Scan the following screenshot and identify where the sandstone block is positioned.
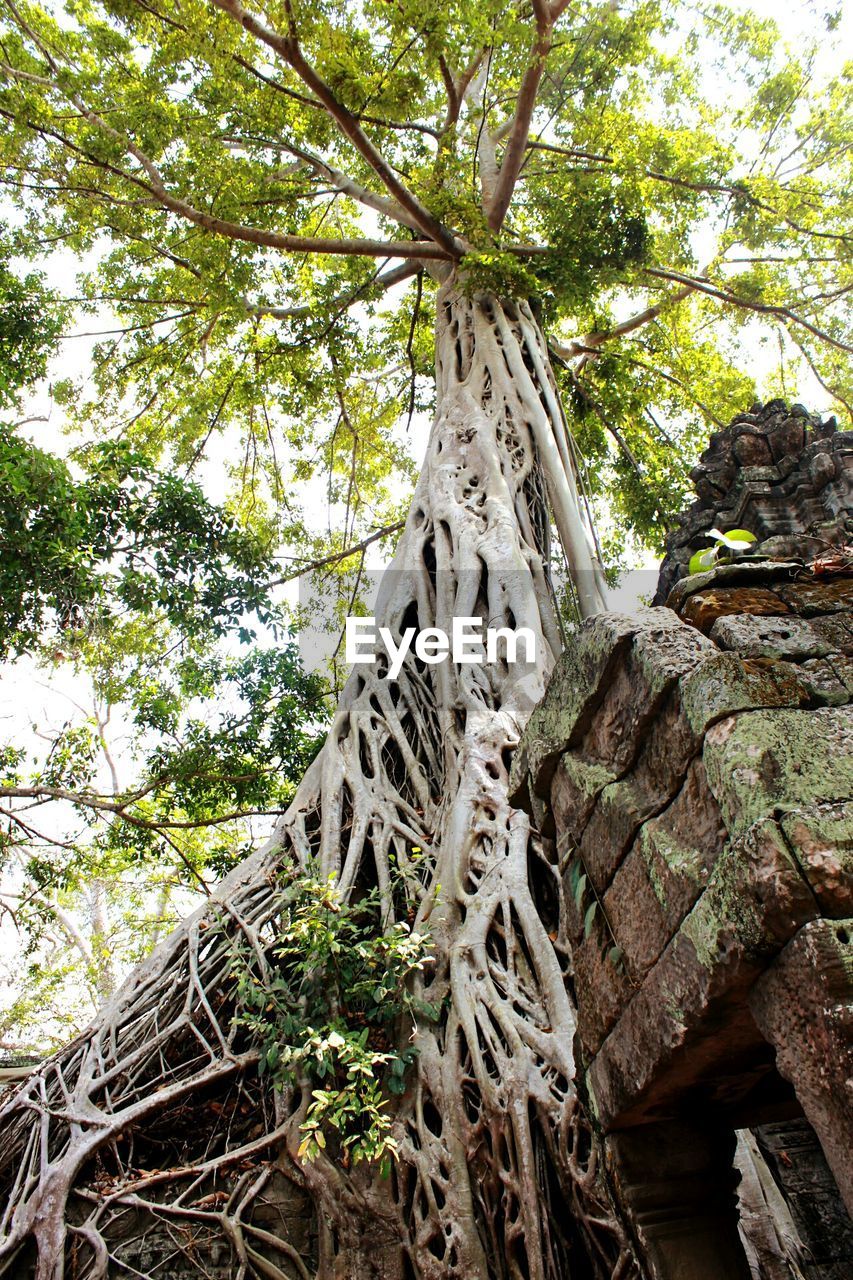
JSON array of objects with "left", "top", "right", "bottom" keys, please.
[
  {"left": 508, "top": 612, "right": 640, "bottom": 807},
  {"left": 681, "top": 586, "right": 788, "bottom": 634},
  {"left": 797, "top": 657, "right": 850, "bottom": 706},
  {"left": 767, "top": 416, "right": 806, "bottom": 462},
  {"left": 709, "top": 612, "right": 832, "bottom": 660},
  {"left": 811, "top": 611, "right": 853, "bottom": 657},
  {"left": 830, "top": 653, "right": 853, "bottom": 695},
  {"left": 665, "top": 561, "right": 804, "bottom": 616},
  {"left": 576, "top": 617, "right": 711, "bottom": 777},
  {"left": 680, "top": 652, "right": 810, "bottom": 737},
  {"left": 603, "top": 759, "right": 726, "bottom": 980},
  {"left": 749, "top": 919, "right": 853, "bottom": 1215},
  {"left": 579, "top": 691, "right": 701, "bottom": 892},
  {"left": 703, "top": 707, "right": 853, "bottom": 836},
  {"left": 601, "top": 841, "right": 671, "bottom": 980},
  {"left": 681, "top": 818, "right": 819, "bottom": 966},
  {"left": 630, "top": 609, "right": 717, "bottom": 689},
  {"left": 550, "top": 753, "right": 616, "bottom": 841},
  {"left": 588, "top": 820, "right": 817, "bottom": 1126},
  {"left": 732, "top": 431, "right": 772, "bottom": 466},
  {"left": 775, "top": 576, "right": 853, "bottom": 617},
  {"left": 780, "top": 801, "right": 853, "bottom": 916},
  {"left": 580, "top": 776, "right": 652, "bottom": 892},
  {"left": 571, "top": 906, "right": 635, "bottom": 1056}
]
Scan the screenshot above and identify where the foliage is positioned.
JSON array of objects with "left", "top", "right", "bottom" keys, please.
[
  {"left": 0, "top": 4, "right": 847, "bottom": 1272},
  {"left": 232, "top": 869, "right": 433, "bottom": 1169},
  {"left": 0, "top": 0, "right": 849, "bottom": 1056},
  {"left": 0, "top": 0, "right": 845, "bottom": 561},
  {"left": 0, "top": 256, "right": 330, "bottom": 1046},
  {"left": 460, "top": 251, "right": 539, "bottom": 301},
  {"left": 0, "top": 636, "right": 327, "bottom": 1047},
  {"left": 533, "top": 192, "right": 650, "bottom": 316},
  {"left": 0, "top": 430, "right": 281, "bottom": 659},
  {"left": 0, "top": 248, "right": 65, "bottom": 410},
  {"left": 687, "top": 527, "right": 758, "bottom": 574}
]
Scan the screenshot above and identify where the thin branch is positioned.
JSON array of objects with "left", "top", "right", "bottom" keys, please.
[
  {"left": 229, "top": 135, "right": 419, "bottom": 232},
  {"left": 265, "top": 520, "right": 405, "bottom": 588},
  {"left": 243, "top": 262, "right": 419, "bottom": 321},
  {"left": 644, "top": 266, "right": 853, "bottom": 355},
  {"left": 551, "top": 283, "right": 696, "bottom": 364},
  {"left": 404, "top": 270, "right": 423, "bottom": 433},
  {"left": 628, "top": 358, "right": 728, "bottom": 428},
  {"left": 0, "top": 786, "right": 286, "bottom": 831},
  {"left": 564, "top": 366, "right": 643, "bottom": 477},
  {"left": 231, "top": 51, "right": 439, "bottom": 137},
  {"left": 788, "top": 334, "right": 853, "bottom": 421}
]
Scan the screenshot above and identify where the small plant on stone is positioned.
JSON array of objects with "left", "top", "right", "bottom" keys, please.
[
  {"left": 231, "top": 866, "right": 435, "bottom": 1171},
  {"left": 688, "top": 527, "right": 758, "bottom": 575}
]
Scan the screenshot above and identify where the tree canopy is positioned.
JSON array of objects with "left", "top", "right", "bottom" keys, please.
[
  {"left": 0, "top": 0, "right": 850, "bottom": 1054},
  {"left": 0, "top": 0, "right": 848, "bottom": 567},
  {"left": 0, "top": 247, "right": 327, "bottom": 1048}
]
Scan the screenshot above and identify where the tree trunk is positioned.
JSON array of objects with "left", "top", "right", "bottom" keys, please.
[{"left": 0, "top": 287, "right": 636, "bottom": 1280}]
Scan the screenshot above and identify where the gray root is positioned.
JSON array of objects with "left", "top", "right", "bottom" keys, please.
[{"left": 0, "top": 288, "right": 633, "bottom": 1280}]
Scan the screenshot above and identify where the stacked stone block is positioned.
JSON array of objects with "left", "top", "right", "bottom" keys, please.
[{"left": 509, "top": 564, "right": 852, "bottom": 1227}]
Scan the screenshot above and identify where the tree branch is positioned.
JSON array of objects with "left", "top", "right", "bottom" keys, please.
[
  {"left": 231, "top": 51, "right": 439, "bottom": 138},
  {"left": 207, "top": 0, "right": 460, "bottom": 256},
  {"left": 564, "top": 366, "right": 643, "bottom": 477},
  {"left": 523, "top": 140, "right": 853, "bottom": 246},
  {"left": 243, "top": 262, "right": 419, "bottom": 321},
  {"left": 438, "top": 51, "right": 486, "bottom": 132},
  {"left": 0, "top": 786, "right": 287, "bottom": 831},
  {"left": 787, "top": 333, "right": 853, "bottom": 421},
  {"left": 266, "top": 520, "right": 405, "bottom": 587},
  {"left": 486, "top": 7, "right": 556, "bottom": 230},
  {"left": 0, "top": 66, "right": 451, "bottom": 262},
  {"left": 228, "top": 135, "right": 420, "bottom": 232},
  {"left": 644, "top": 266, "right": 853, "bottom": 355},
  {"left": 550, "top": 283, "right": 696, "bottom": 364}
]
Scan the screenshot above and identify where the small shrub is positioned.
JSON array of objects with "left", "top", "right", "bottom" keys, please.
[{"left": 232, "top": 869, "right": 435, "bottom": 1170}]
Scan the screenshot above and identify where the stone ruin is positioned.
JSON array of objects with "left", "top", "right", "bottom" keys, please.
[
  {"left": 511, "top": 400, "right": 852, "bottom": 1279},
  {"left": 655, "top": 398, "right": 852, "bottom": 603}
]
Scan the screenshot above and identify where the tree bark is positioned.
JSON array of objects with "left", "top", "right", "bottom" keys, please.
[{"left": 0, "top": 287, "right": 634, "bottom": 1280}]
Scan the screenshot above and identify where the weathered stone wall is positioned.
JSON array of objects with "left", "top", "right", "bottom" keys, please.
[
  {"left": 509, "top": 557, "right": 852, "bottom": 1277},
  {"left": 655, "top": 400, "right": 852, "bottom": 603}
]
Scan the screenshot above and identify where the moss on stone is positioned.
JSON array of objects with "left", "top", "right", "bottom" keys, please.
[{"left": 703, "top": 707, "right": 853, "bottom": 835}]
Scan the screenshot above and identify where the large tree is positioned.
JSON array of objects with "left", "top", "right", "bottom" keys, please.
[{"left": 0, "top": 0, "right": 850, "bottom": 1277}]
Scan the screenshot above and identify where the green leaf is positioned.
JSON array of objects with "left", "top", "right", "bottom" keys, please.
[
  {"left": 583, "top": 902, "right": 598, "bottom": 939},
  {"left": 708, "top": 527, "right": 758, "bottom": 552},
  {"left": 688, "top": 547, "right": 718, "bottom": 575}
]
